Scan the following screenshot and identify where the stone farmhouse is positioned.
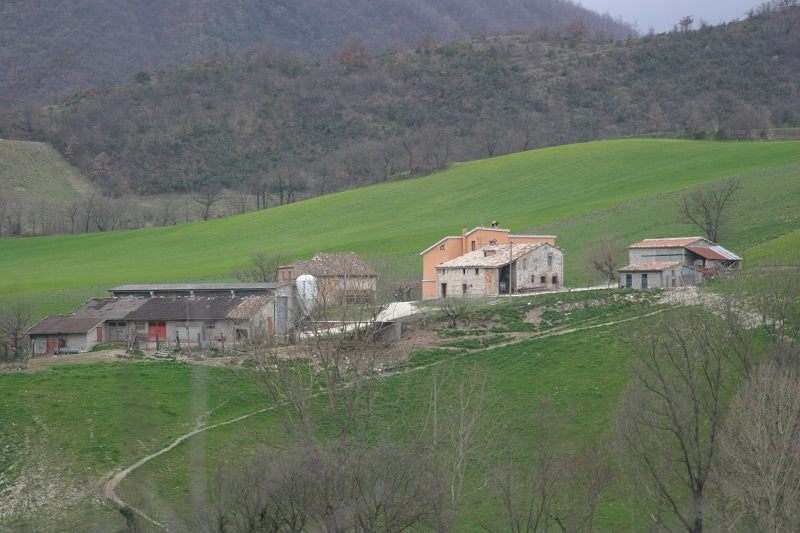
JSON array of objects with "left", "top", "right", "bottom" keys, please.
[
  {"left": 420, "top": 226, "right": 562, "bottom": 299},
  {"left": 28, "top": 282, "right": 298, "bottom": 355},
  {"left": 278, "top": 253, "right": 377, "bottom": 305},
  {"left": 619, "top": 237, "right": 742, "bottom": 289}
]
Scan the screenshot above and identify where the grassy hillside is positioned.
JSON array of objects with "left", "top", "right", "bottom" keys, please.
[
  {"left": 0, "top": 139, "right": 90, "bottom": 202},
  {"left": 0, "top": 290, "right": 660, "bottom": 531},
  {"left": 1, "top": 138, "right": 799, "bottom": 315}
]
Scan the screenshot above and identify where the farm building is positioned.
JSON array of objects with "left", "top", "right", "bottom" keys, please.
[
  {"left": 28, "top": 316, "right": 105, "bottom": 355},
  {"left": 71, "top": 297, "right": 147, "bottom": 342},
  {"left": 123, "top": 296, "right": 277, "bottom": 350},
  {"left": 435, "top": 242, "right": 564, "bottom": 298},
  {"left": 278, "top": 253, "right": 377, "bottom": 305},
  {"left": 620, "top": 237, "right": 742, "bottom": 289},
  {"left": 27, "top": 282, "right": 301, "bottom": 355},
  {"left": 420, "top": 226, "right": 557, "bottom": 299}
]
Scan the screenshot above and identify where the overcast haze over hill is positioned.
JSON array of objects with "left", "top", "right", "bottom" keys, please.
[{"left": 578, "top": 0, "right": 764, "bottom": 32}]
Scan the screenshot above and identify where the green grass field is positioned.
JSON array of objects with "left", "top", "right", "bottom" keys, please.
[
  {"left": 0, "top": 291, "right": 663, "bottom": 531},
  {"left": 2, "top": 139, "right": 799, "bottom": 316},
  {"left": 114, "top": 299, "right": 662, "bottom": 531},
  {"left": 0, "top": 361, "right": 264, "bottom": 531},
  {"left": 0, "top": 139, "right": 91, "bottom": 203}
]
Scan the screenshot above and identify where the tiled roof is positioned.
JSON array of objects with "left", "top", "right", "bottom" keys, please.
[
  {"left": 619, "top": 261, "right": 683, "bottom": 272},
  {"left": 73, "top": 297, "right": 146, "bottom": 320},
  {"left": 226, "top": 297, "right": 273, "bottom": 320},
  {"left": 28, "top": 315, "right": 104, "bottom": 335},
  {"left": 629, "top": 237, "right": 706, "bottom": 249},
  {"left": 292, "top": 253, "right": 376, "bottom": 277},
  {"left": 437, "top": 243, "right": 549, "bottom": 269},
  {"left": 124, "top": 298, "right": 246, "bottom": 321}
]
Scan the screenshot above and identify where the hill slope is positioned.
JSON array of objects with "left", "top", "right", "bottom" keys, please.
[
  {"left": 0, "top": 0, "right": 631, "bottom": 103},
  {"left": 1, "top": 139, "right": 799, "bottom": 315},
  {"left": 0, "top": 140, "right": 94, "bottom": 235},
  {"left": 19, "top": 6, "right": 800, "bottom": 196}
]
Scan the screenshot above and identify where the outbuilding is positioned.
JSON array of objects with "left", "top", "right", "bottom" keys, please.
[
  {"left": 28, "top": 316, "right": 105, "bottom": 355},
  {"left": 123, "top": 296, "right": 277, "bottom": 350},
  {"left": 620, "top": 237, "right": 742, "bottom": 289}
]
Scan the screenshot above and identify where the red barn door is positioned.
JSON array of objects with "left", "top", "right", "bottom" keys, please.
[{"left": 148, "top": 322, "right": 167, "bottom": 341}]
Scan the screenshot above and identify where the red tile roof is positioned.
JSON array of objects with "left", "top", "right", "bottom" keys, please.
[{"left": 686, "top": 246, "right": 727, "bottom": 261}]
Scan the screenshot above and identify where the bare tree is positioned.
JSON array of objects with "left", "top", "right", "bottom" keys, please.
[
  {"left": 0, "top": 301, "right": 32, "bottom": 362},
  {"left": 192, "top": 184, "right": 225, "bottom": 221},
  {"left": 440, "top": 298, "right": 472, "bottom": 329},
  {"left": 438, "top": 366, "right": 488, "bottom": 513},
  {"left": 726, "top": 269, "right": 800, "bottom": 362},
  {"left": 679, "top": 178, "right": 741, "bottom": 242},
  {"left": 678, "top": 15, "right": 695, "bottom": 32},
  {"left": 233, "top": 252, "right": 284, "bottom": 283},
  {"left": 717, "top": 362, "right": 800, "bottom": 533},
  {"left": 616, "top": 308, "right": 733, "bottom": 533},
  {"left": 586, "top": 238, "right": 623, "bottom": 286},
  {"left": 202, "top": 441, "right": 447, "bottom": 533}
]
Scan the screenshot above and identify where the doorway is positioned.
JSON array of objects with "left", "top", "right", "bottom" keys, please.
[{"left": 440, "top": 283, "right": 448, "bottom": 298}]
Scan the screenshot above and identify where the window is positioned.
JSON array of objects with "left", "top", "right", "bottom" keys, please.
[
  {"left": 471, "top": 241, "right": 476, "bottom": 251},
  {"left": 489, "top": 239, "right": 498, "bottom": 245},
  {"left": 625, "top": 274, "right": 633, "bottom": 288},
  {"left": 475, "top": 268, "right": 479, "bottom": 275},
  {"left": 552, "top": 275, "right": 558, "bottom": 286},
  {"left": 540, "top": 275, "right": 547, "bottom": 284},
  {"left": 462, "top": 268, "right": 466, "bottom": 276},
  {"left": 206, "top": 321, "right": 216, "bottom": 329},
  {"left": 641, "top": 273, "right": 649, "bottom": 289},
  {"left": 547, "top": 254, "right": 553, "bottom": 267},
  {"left": 462, "top": 284, "right": 468, "bottom": 295},
  {"left": 439, "top": 244, "right": 446, "bottom": 251}
]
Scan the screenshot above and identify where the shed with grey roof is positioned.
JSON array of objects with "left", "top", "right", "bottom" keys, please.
[
  {"left": 28, "top": 315, "right": 105, "bottom": 355},
  {"left": 124, "top": 296, "right": 278, "bottom": 351}
]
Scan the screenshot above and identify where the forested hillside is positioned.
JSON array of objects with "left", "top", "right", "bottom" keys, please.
[
  {"left": 0, "top": 0, "right": 631, "bottom": 103},
  {"left": 13, "top": 5, "right": 800, "bottom": 199}
]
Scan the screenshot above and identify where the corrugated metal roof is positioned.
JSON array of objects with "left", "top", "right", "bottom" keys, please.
[
  {"left": 708, "top": 245, "right": 742, "bottom": 261},
  {"left": 629, "top": 237, "right": 707, "bottom": 249},
  {"left": 437, "top": 243, "right": 549, "bottom": 269},
  {"left": 28, "top": 315, "right": 104, "bottom": 335},
  {"left": 111, "top": 283, "right": 279, "bottom": 292},
  {"left": 619, "top": 261, "right": 683, "bottom": 272}
]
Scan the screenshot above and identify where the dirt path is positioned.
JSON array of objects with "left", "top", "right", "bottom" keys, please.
[{"left": 101, "top": 307, "right": 668, "bottom": 530}]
